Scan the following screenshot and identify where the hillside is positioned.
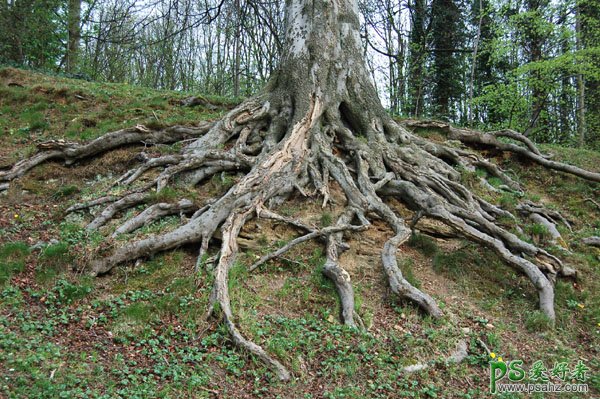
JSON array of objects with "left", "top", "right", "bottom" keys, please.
[{"left": 0, "top": 68, "right": 599, "bottom": 398}]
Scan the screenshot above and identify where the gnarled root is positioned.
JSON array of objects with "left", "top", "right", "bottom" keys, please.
[
  {"left": 7, "top": 82, "right": 596, "bottom": 376},
  {"left": 0, "top": 123, "right": 213, "bottom": 191},
  {"left": 208, "top": 211, "right": 291, "bottom": 381},
  {"left": 382, "top": 232, "right": 443, "bottom": 318},
  {"left": 400, "top": 119, "right": 600, "bottom": 183}
]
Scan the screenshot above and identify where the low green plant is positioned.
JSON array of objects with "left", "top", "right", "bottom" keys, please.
[
  {"left": 407, "top": 233, "right": 438, "bottom": 257},
  {"left": 400, "top": 258, "right": 421, "bottom": 288},
  {"left": 524, "top": 311, "right": 553, "bottom": 332},
  {"left": 0, "top": 242, "right": 29, "bottom": 285},
  {"left": 433, "top": 250, "right": 467, "bottom": 277},
  {"left": 48, "top": 278, "right": 93, "bottom": 305},
  {"left": 527, "top": 223, "right": 550, "bottom": 240},
  {"left": 320, "top": 212, "right": 333, "bottom": 227}
]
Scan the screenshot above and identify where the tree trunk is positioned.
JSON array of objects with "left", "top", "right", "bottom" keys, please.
[
  {"left": 408, "top": 0, "right": 427, "bottom": 117},
  {"left": 261, "top": 0, "right": 389, "bottom": 128},
  {"left": 576, "top": 7, "right": 586, "bottom": 147},
  {"left": 66, "top": 0, "right": 81, "bottom": 73}
]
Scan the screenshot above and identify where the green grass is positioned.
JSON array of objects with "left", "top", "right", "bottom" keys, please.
[
  {"left": 400, "top": 258, "right": 422, "bottom": 288},
  {"left": 0, "top": 242, "right": 29, "bottom": 285},
  {"left": 524, "top": 311, "right": 553, "bottom": 332},
  {"left": 407, "top": 233, "right": 439, "bottom": 257},
  {"left": 0, "top": 67, "right": 236, "bottom": 145}
]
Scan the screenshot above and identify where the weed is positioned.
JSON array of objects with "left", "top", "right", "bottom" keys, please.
[
  {"left": 499, "top": 192, "right": 518, "bottom": 209},
  {"left": 218, "top": 172, "right": 235, "bottom": 188},
  {"left": 52, "top": 184, "right": 80, "bottom": 198},
  {"left": 527, "top": 223, "right": 550, "bottom": 240},
  {"left": 524, "top": 311, "right": 553, "bottom": 332},
  {"left": 0, "top": 242, "right": 29, "bottom": 285},
  {"left": 407, "top": 233, "right": 438, "bottom": 257},
  {"left": 400, "top": 258, "right": 421, "bottom": 288},
  {"left": 122, "top": 302, "right": 157, "bottom": 323},
  {"left": 148, "top": 186, "right": 182, "bottom": 203},
  {"left": 320, "top": 212, "right": 333, "bottom": 227},
  {"left": 433, "top": 249, "right": 468, "bottom": 277},
  {"left": 21, "top": 109, "right": 49, "bottom": 131},
  {"left": 36, "top": 241, "right": 73, "bottom": 283},
  {"left": 46, "top": 278, "right": 93, "bottom": 306}
]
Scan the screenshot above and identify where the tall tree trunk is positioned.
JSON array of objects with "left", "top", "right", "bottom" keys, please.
[
  {"left": 408, "top": 0, "right": 427, "bottom": 117},
  {"left": 578, "top": 0, "right": 599, "bottom": 147},
  {"left": 431, "top": 0, "right": 462, "bottom": 120},
  {"left": 468, "top": 0, "right": 484, "bottom": 126},
  {"left": 524, "top": 0, "right": 549, "bottom": 135},
  {"left": 233, "top": 0, "right": 242, "bottom": 97},
  {"left": 576, "top": 3, "right": 585, "bottom": 147},
  {"left": 66, "top": 0, "right": 81, "bottom": 73}
]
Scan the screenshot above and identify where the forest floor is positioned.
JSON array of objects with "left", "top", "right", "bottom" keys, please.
[{"left": 0, "top": 68, "right": 599, "bottom": 398}]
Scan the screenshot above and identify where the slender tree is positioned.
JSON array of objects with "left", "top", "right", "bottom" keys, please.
[
  {"left": 66, "top": 0, "right": 82, "bottom": 73},
  {"left": 430, "top": 0, "right": 463, "bottom": 119},
  {"left": 407, "top": 0, "right": 428, "bottom": 117},
  {"left": 578, "top": 0, "right": 600, "bottom": 147}
]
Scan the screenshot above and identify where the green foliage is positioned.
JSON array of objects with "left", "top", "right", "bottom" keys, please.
[
  {"left": 148, "top": 187, "right": 184, "bottom": 203},
  {"left": 0, "top": 242, "right": 29, "bottom": 285},
  {"left": 527, "top": 223, "right": 550, "bottom": 240},
  {"left": 320, "top": 211, "right": 333, "bottom": 227},
  {"left": 407, "top": 233, "right": 439, "bottom": 257},
  {"left": 0, "top": 0, "right": 66, "bottom": 69},
  {"left": 48, "top": 278, "right": 93, "bottom": 306},
  {"left": 433, "top": 251, "right": 466, "bottom": 277},
  {"left": 525, "top": 311, "right": 553, "bottom": 332},
  {"left": 400, "top": 258, "right": 422, "bottom": 289}
]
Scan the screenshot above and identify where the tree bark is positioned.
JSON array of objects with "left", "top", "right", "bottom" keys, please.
[{"left": 66, "top": 0, "right": 82, "bottom": 73}]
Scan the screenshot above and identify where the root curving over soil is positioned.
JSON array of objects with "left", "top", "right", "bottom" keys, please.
[{"left": 1, "top": 0, "right": 595, "bottom": 380}]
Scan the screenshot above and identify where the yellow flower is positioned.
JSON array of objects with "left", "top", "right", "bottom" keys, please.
[
  {"left": 490, "top": 352, "right": 496, "bottom": 359},
  {"left": 577, "top": 303, "right": 585, "bottom": 309},
  {"left": 498, "top": 357, "right": 503, "bottom": 362},
  {"left": 14, "top": 214, "right": 19, "bottom": 219}
]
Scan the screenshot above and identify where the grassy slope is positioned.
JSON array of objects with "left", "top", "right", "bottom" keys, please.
[{"left": 0, "top": 68, "right": 598, "bottom": 398}]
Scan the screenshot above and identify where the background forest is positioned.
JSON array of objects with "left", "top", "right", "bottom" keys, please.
[
  {"left": 1, "top": 1, "right": 600, "bottom": 398},
  {"left": 1, "top": 0, "right": 599, "bottom": 148}
]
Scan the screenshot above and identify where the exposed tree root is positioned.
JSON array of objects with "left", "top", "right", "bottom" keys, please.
[
  {"left": 401, "top": 119, "right": 600, "bottom": 183},
  {"left": 0, "top": 123, "right": 213, "bottom": 191},
  {"left": 248, "top": 223, "right": 366, "bottom": 272},
  {"left": 382, "top": 232, "right": 443, "bottom": 318},
  {"left": 582, "top": 237, "right": 600, "bottom": 247},
  {"left": 4, "top": 8, "right": 598, "bottom": 377},
  {"left": 112, "top": 199, "right": 197, "bottom": 237},
  {"left": 208, "top": 210, "right": 291, "bottom": 381},
  {"left": 401, "top": 340, "right": 469, "bottom": 374},
  {"left": 5, "top": 87, "right": 593, "bottom": 375},
  {"left": 4, "top": 88, "right": 595, "bottom": 375},
  {"left": 517, "top": 201, "right": 572, "bottom": 247}
]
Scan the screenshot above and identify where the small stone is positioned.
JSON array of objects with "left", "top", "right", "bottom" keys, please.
[
  {"left": 461, "top": 327, "right": 471, "bottom": 334},
  {"left": 485, "top": 323, "right": 495, "bottom": 330},
  {"left": 30, "top": 241, "right": 47, "bottom": 251}
]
